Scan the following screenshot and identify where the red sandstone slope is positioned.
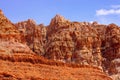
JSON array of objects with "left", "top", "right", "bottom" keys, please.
[
  {"left": 0, "top": 10, "right": 33, "bottom": 55},
  {"left": 15, "top": 14, "right": 120, "bottom": 80},
  {"left": 15, "top": 19, "right": 46, "bottom": 55},
  {"left": 0, "top": 9, "right": 119, "bottom": 80},
  {"left": 0, "top": 53, "right": 112, "bottom": 80}
]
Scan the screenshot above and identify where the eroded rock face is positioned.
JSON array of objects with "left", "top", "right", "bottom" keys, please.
[
  {"left": 15, "top": 19, "right": 46, "bottom": 55},
  {"left": 101, "top": 24, "right": 120, "bottom": 79},
  {"left": 45, "top": 15, "right": 103, "bottom": 68},
  {"left": 92, "top": 23, "right": 120, "bottom": 80},
  {"left": 0, "top": 10, "right": 33, "bottom": 54},
  {"left": 13, "top": 14, "right": 120, "bottom": 80}
]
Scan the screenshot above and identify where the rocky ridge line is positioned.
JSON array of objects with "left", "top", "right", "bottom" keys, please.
[
  {"left": 0, "top": 9, "right": 119, "bottom": 80},
  {"left": 15, "top": 15, "right": 120, "bottom": 80}
]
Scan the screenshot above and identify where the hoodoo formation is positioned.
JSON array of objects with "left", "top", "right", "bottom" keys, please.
[{"left": 0, "top": 9, "right": 120, "bottom": 80}]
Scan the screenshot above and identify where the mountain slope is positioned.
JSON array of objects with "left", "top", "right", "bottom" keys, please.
[{"left": 0, "top": 9, "right": 119, "bottom": 80}]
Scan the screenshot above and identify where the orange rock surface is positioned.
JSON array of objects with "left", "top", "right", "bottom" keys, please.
[
  {"left": 0, "top": 9, "right": 120, "bottom": 80},
  {"left": 15, "top": 19, "right": 46, "bottom": 55},
  {"left": 0, "top": 53, "right": 112, "bottom": 80},
  {"left": 0, "top": 9, "right": 33, "bottom": 55}
]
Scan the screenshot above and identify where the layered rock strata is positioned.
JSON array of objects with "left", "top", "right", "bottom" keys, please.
[
  {"left": 15, "top": 20, "right": 46, "bottom": 55},
  {"left": 0, "top": 9, "right": 119, "bottom": 79},
  {"left": 15, "top": 14, "right": 120, "bottom": 80},
  {"left": 0, "top": 10, "right": 33, "bottom": 54}
]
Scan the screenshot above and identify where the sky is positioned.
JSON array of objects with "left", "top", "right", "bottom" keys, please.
[{"left": 0, "top": 0, "right": 120, "bottom": 26}]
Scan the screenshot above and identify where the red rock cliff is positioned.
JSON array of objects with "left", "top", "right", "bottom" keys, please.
[
  {"left": 15, "top": 19, "right": 46, "bottom": 55},
  {"left": 14, "top": 14, "right": 120, "bottom": 80},
  {"left": 45, "top": 15, "right": 102, "bottom": 68},
  {"left": 0, "top": 10, "right": 33, "bottom": 54}
]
